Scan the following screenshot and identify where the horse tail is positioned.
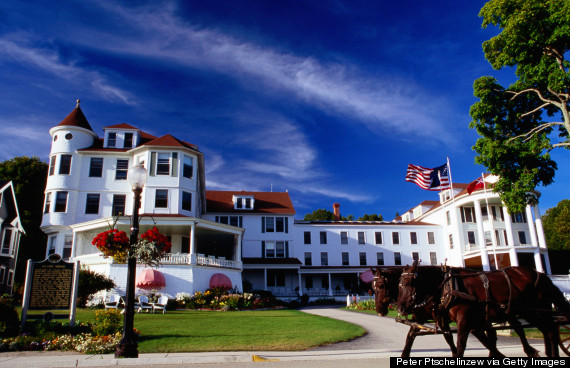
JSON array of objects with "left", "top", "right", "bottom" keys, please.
[{"left": 537, "top": 272, "right": 570, "bottom": 315}]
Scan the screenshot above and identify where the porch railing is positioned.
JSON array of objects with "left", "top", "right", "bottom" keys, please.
[{"left": 76, "top": 252, "right": 241, "bottom": 269}]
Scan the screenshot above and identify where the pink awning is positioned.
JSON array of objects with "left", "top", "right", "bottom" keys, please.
[
  {"left": 136, "top": 269, "right": 166, "bottom": 290},
  {"left": 209, "top": 273, "right": 232, "bottom": 289},
  {"left": 360, "top": 270, "right": 374, "bottom": 283}
]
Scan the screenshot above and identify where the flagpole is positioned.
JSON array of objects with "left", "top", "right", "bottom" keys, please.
[
  {"left": 447, "top": 157, "right": 455, "bottom": 202},
  {"left": 482, "top": 172, "right": 499, "bottom": 270}
]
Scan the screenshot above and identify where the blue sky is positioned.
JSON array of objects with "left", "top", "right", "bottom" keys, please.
[{"left": 0, "top": 0, "right": 567, "bottom": 219}]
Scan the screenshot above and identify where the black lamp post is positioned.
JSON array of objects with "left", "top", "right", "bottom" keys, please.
[{"left": 115, "top": 163, "right": 147, "bottom": 358}]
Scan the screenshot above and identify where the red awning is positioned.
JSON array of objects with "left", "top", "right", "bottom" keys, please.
[
  {"left": 209, "top": 273, "right": 232, "bottom": 289},
  {"left": 136, "top": 269, "right": 166, "bottom": 290},
  {"left": 360, "top": 270, "right": 374, "bottom": 283}
]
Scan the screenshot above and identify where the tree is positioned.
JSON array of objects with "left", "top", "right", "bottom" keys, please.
[
  {"left": 78, "top": 269, "right": 116, "bottom": 307},
  {"left": 469, "top": 0, "right": 570, "bottom": 213},
  {"left": 0, "top": 156, "right": 48, "bottom": 284},
  {"left": 357, "top": 213, "right": 383, "bottom": 221},
  {"left": 303, "top": 209, "right": 335, "bottom": 221},
  {"left": 542, "top": 199, "right": 570, "bottom": 251}
]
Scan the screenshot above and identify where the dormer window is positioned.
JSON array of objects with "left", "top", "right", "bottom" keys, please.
[
  {"left": 124, "top": 133, "right": 133, "bottom": 148},
  {"left": 233, "top": 195, "right": 254, "bottom": 210},
  {"left": 107, "top": 132, "right": 117, "bottom": 148}
]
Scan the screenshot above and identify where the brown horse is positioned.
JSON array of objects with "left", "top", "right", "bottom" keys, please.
[{"left": 397, "top": 262, "right": 569, "bottom": 357}]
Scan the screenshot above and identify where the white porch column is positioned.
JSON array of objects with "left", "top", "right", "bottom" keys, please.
[
  {"left": 236, "top": 234, "right": 242, "bottom": 261},
  {"left": 542, "top": 251, "right": 552, "bottom": 274},
  {"left": 188, "top": 222, "right": 196, "bottom": 264},
  {"left": 534, "top": 250, "right": 545, "bottom": 273},
  {"left": 509, "top": 248, "right": 519, "bottom": 267},
  {"left": 71, "top": 232, "right": 79, "bottom": 258},
  {"left": 264, "top": 268, "right": 268, "bottom": 291},
  {"left": 533, "top": 206, "right": 547, "bottom": 249},
  {"left": 298, "top": 273, "right": 303, "bottom": 296},
  {"left": 474, "top": 201, "right": 490, "bottom": 271},
  {"left": 503, "top": 207, "right": 515, "bottom": 247},
  {"left": 328, "top": 273, "right": 332, "bottom": 296},
  {"left": 525, "top": 205, "right": 538, "bottom": 247}
]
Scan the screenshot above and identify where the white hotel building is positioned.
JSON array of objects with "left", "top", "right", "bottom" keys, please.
[{"left": 40, "top": 103, "right": 551, "bottom": 299}]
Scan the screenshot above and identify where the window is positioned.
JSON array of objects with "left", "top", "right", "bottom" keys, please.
[
  {"left": 181, "top": 237, "right": 190, "bottom": 253},
  {"left": 305, "top": 276, "right": 313, "bottom": 289},
  {"left": 485, "top": 231, "right": 492, "bottom": 246},
  {"left": 495, "top": 230, "right": 502, "bottom": 246},
  {"left": 44, "top": 193, "right": 51, "bottom": 213},
  {"left": 320, "top": 231, "right": 327, "bottom": 244},
  {"left": 518, "top": 231, "right": 527, "bottom": 244},
  {"left": 410, "top": 232, "right": 418, "bottom": 245},
  {"left": 392, "top": 232, "right": 400, "bottom": 245},
  {"left": 107, "top": 132, "right": 116, "bottom": 147},
  {"left": 1, "top": 229, "right": 12, "bottom": 254},
  {"left": 124, "top": 132, "right": 133, "bottom": 148},
  {"left": 481, "top": 206, "right": 489, "bottom": 221},
  {"left": 262, "top": 217, "right": 288, "bottom": 233},
  {"left": 112, "top": 194, "right": 126, "bottom": 216},
  {"left": 394, "top": 252, "right": 402, "bottom": 266},
  {"left": 449, "top": 234, "right": 454, "bottom": 249},
  {"left": 430, "top": 252, "right": 437, "bottom": 265},
  {"left": 115, "top": 159, "right": 129, "bottom": 180},
  {"left": 182, "top": 191, "right": 192, "bottom": 211},
  {"left": 377, "top": 252, "right": 384, "bottom": 266},
  {"left": 358, "top": 232, "right": 365, "bottom": 244},
  {"left": 304, "top": 252, "right": 312, "bottom": 266},
  {"left": 267, "top": 270, "right": 285, "bottom": 287},
  {"left": 49, "top": 156, "right": 56, "bottom": 176},
  {"left": 54, "top": 191, "right": 68, "bottom": 212},
  {"left": 321, "top": 252, "right": 328, "bottom": 266},
  {"left": 183, "top": 155, "right": 193, "bottom": 179},
  {"left": 446, "top": 211, "right": 451, "bottom": 225},
  {"left": 340, "top": 231, "right": 348, "bottom": 244},
  {"left": 156, "top": 153, "right": 170, "bottom": 175},
  {"left": 504, "top": 230, "right": 509, "bottom": 246},
  {"left": 234, "top": 196, "right": 254, "bottom": 210},
  {"left": 7, "top": 270, "right": 13, "bottom": 286},
  {"left": 0, "top": 268, "right": 4, "bottom": 284},
  {"left": 467, "top": 231, "right": 476, "bottom": 245},
  {"left": 461, "top": 207, "right": 476, "bottom": 223},
  {"left": 215, "top": 216, "right": 243, "bottom": 227},
  {"left": 59, "top": 154, "right": 72, "bottom": 175},
  {"left": 342, "top": 252, "right": 349, "bottom": 266},
  {"left": 412, "top": 252, "right": 419, "bottom": 262},
  {"left": 89, "top": 157, "right": 103, "bottom": 177},
  {"left": 85, "top": 194, "right": 100, "bottom": 214},
  {"left": 304, "top": 231, "right": 311, "bottom": 244},
  {"left": 266, "top": 241, "right": 276, "bottom": 257},
  {"left": 359, "top": 252, "right": 367, "bottom": 266},
  {"left": 375, "top": 232, "right": 383, "bottom": 245},
  {"left": 155, "top": 189, "right": 168, "bottom": 208},
  {"left": 265, "top": 241, "right": 285, "bottom": 258},
  {"left": 63, "top": 235, "right": 72, "bottom": 259},
  {"left": 428, "top": 232, "right": 435, "bottom": 244},
  {"left": 276, "top": 241, "right": 285, "bottom": 257},
  {"left": 512, "top": 213, "right": 527, "bottom": 223}
]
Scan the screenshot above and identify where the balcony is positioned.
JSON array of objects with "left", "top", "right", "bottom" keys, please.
[{"left": 76, "top": 252, "right": 242, "bottom": 270}]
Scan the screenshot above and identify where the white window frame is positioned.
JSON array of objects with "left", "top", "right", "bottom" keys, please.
[{"left": 1, "top": 229, "right": 12, "bottom": 255}]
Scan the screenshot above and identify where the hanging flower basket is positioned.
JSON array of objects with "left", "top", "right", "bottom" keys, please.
[
  {"left": 92, "top": 225, "right": 171, "bottom": 268},
  {"left": 92, "top": 229, "right": 130, "bottom": 263}
]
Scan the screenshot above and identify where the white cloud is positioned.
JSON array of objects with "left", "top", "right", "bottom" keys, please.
[
  {"left": 0, "top": 37, "right": 135, "bottom": 105},
  {"left": 63, "top": 1, "right": 454, "bottom": 143}
]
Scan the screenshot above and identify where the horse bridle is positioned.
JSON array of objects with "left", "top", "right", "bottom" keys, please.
[
  {"left": 373, "top": 275, "right": 390, "bottom": 305},
  {"left": 399, "top": 270, "right": 434, "bottom": 312}
]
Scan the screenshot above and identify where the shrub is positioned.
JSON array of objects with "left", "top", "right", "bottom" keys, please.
[
  {"left": 78, "top": 269, "right": 116, "bottom": 307},
  {"left": 0, "top": 302, "right": 19, "bottom": 337},
  {"left": 347, "top": 299, "right": 375, "bottom": 311},
  {"left": 92, "top": 310, "right": 122, "bottom": 336}
]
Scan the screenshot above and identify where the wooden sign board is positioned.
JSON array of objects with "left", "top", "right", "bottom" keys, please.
[{"left": 21, "top": 254, "right": 80, "bottom": 326}]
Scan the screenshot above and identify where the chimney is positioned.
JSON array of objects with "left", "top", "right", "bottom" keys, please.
[{"left": 333, "top": 203, "right": 340, "bottom": 221}]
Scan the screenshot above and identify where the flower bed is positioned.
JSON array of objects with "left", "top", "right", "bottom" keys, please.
[{"left": 175, "top": 288, "right": 283, "bottom": 311}]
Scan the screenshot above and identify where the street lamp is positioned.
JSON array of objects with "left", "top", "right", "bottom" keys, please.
[{"left": 115, "top": 162, "right": 147, "bottom": 358}]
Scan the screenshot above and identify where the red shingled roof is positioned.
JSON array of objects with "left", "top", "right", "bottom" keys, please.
[
  {"left": 206, "top": 191, "right": 295, "bottom": 214},
  {"left": 103, "top": 123, "right": 139, "bottom": 130},
  {"left": 142, "top": 134, "right": 198, "bottom": 150},
  {"left": 57, "top": 105, "right": 93, "bottom": 132}
]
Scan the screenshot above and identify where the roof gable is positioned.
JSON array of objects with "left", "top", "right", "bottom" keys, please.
[
  {"left": 142, "top": 134, "right": 198, "bottom": 150},
  {"left": 206, "top": 191, "right": 295, "bottom": 214}
]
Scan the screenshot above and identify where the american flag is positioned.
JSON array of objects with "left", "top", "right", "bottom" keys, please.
[{"left": 405, "top": 163, "right": 450, "bottom": 191}]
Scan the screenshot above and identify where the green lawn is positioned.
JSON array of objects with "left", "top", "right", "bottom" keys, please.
[{"left": 64, "top": 309, "right": 366, "bottom": 352}]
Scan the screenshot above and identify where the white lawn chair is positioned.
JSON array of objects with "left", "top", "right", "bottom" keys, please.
[
  {"left": 137, "top": 295, "right": 153, "bottom": 313},
  {"left": 152, "top": 296, "right": 169, "bottom": 314},
  {"left": 105, "top": 295, "right": 122, "bottom": 310}
]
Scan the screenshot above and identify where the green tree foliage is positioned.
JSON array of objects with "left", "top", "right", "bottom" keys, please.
[
  {"left": 469, "top": 0, "right": 570, "bottom": 213},
  {"left": 303, "top": 209, "right": 335, "bottom": 221},
  {"left": 543, "top": 199, "right": 570, "bottom": 251},
  {"left": 0, "top": 156, "right": 48, "bottom": 283},
  {"left": 357, "top": 213, "right": 383, "bottom": 221},
  {"left": 78, "top": 269, "right": 116, "bottom": 307}
]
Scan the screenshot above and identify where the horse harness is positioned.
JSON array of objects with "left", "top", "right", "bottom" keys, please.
[{"left": 439, "top": 269, "right": 514, "bottom": 319}]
